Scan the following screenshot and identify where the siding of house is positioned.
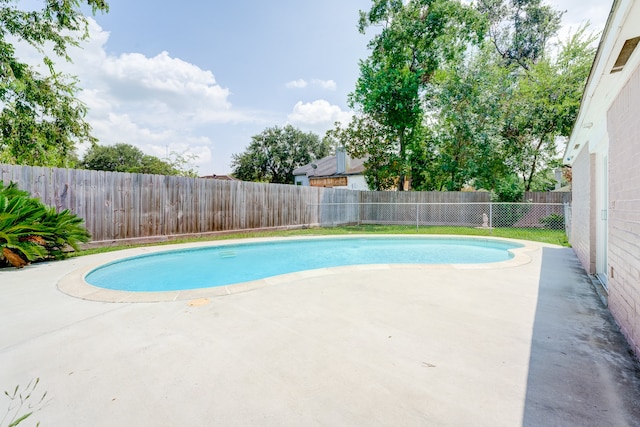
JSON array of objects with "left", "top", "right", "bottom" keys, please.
[
  {"left": 343, "top": 175, "right": 368, "bottom": 191},
  {"left": 571, "top": 148, "right": 595, "bottom": 274},
  {"left": 606, "top": 63, "right": 640, "bottom": 357}
]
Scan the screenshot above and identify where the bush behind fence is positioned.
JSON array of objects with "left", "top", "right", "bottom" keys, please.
[{"left": 1, "top": 164, "right": 571, "bottom": 244}]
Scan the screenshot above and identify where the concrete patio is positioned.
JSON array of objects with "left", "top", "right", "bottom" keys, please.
[{"left": 1, "top": 238, "right": 639, "bottom": 426}]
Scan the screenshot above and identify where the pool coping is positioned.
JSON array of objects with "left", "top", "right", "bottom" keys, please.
[{"left": 57, "top": 235, "right": 541, "bottom": 303}]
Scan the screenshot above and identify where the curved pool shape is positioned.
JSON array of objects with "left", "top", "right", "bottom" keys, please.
[{"left": 85, "top": 237, "right": 523, "bottom": 292}]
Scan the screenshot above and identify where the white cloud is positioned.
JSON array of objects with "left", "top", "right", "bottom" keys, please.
[
  {"left": 312, "top": 79, "right": 337, "bottom": 90},
  {"left": 101, "top": 51, "right": 231, "bottom": 110},
  {"left": 12, "top": 18, "right": 263, "bottom": 173},
  {"left": 288, "top": 100, "right": 353, "bottom": 134},
  {"left": 285, "top": 79, "right": 308, "bottom": 89},
  {"left": 286, "top": 78, "right": 337, "bottom": 91},
  {"left": 71, "top": 21, "right": 241, "bottom": 127}
]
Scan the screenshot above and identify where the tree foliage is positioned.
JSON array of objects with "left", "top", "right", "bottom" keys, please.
[
  {"left": 80, "top": 143, "right": 198, "bottom": 176},
  {"left": 419, "top": 45, "right": 510, "bottom": 191},
  {"left": 477, "top": 0, "right": 562, "bottom": 68},
  {"left": 336, "top": 0, "right": 596, "bottom": 194},
  {"left": 349, "top": 0, "right": 486, "bottom": 190},
  {"left": 0, "top": 0, "right": 109, "bottom": 167},
  {"left": 231, "top": 125, "right": 331, "bottom": 184},
  {"left": 327, "top": 116, "right": 398, "bottom": 190},
  {"left": 500, "top": 25, "right": 597, "bottom": 190}
]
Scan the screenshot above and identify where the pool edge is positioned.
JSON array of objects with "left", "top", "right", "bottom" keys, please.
[{"left": 57, "top": 235, "right": 545, "bottom": 303}]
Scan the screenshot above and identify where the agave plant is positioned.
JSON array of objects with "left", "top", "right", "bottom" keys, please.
[{"left": 0, "top": 181, "right": 90, "bottom": 268}]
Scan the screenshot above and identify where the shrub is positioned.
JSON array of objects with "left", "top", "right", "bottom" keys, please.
[
  {"left": 491, "top": 175, "right": 524, "bottom": 202},
  {"left": 540, "top": 213, "right": 565, "bottom": 230},
  {"left": 0, "top": 181, "right": 90, "bottom": 268},
  {"left": 491, "top": 203, "right": 530, "bottom": 227}
]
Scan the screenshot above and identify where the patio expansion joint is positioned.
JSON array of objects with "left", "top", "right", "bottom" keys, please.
[{"left": 0, "top": 303, "right": 130, "bottom": 354}]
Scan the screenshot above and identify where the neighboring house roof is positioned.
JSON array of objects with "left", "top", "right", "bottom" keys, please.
[
  {"left": 293, "top": 155, "right": 366, "bottom": 177},
  {"left": 200, "top": 174, "right": 240, "bottom": 181}
]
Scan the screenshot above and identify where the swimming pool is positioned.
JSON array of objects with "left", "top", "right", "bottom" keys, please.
[{"left": 84, "top": 236, "right": 523, "bottom": 293}]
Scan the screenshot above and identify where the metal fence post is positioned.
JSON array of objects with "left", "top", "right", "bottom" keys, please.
[
  {"left": 489, "top": 202, "right": 493, "bottom": 234},
  {"left": 416, "top": 203, "right": 419, "bottom": 232}
]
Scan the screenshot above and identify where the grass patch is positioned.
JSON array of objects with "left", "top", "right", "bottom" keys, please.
[{"left": 72, "top": 225, "right": 568, "bottom": 258}]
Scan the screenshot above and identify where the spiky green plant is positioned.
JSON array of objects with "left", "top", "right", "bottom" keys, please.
[
  {"left": 37, "top": 205, "right": 90, "bottom": 258},
  {"left": 0, "top": 181, "right": 90, "bottom": 268},
  {"left": 0, "top": 188, "right": 49, "bottom": 265}
]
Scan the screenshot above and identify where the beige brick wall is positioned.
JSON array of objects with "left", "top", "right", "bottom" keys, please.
[
  {"left": 570, "top": 148, "right": 595, "bottom": 274},
  {"left": 607, "top": 63, "right": 640, "bottom": 357}
]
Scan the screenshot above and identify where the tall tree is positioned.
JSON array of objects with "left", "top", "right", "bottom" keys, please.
[
  {"left": 500, "top": 25, "right": 597, "bottom": 190},
  {"left": 0, "top": 0, "right": 108, "bottom": 167},
  {"left": 421, "top": 27, "right": 596, "bottom": 193},
  {"left": 417, "top": 2, "right": 595, "bottom": 193},
  {"left": 329, "top": 0, "right": 594, "bottom": 193},
  {"left": 231, "top": 125, "right": 330, "bottom": 184},
  {"left": 350, "top": 0, "right": 486, "bottom": 190},
  {"left": 419, "top": 45, "right": 511, "bottom": 191}
]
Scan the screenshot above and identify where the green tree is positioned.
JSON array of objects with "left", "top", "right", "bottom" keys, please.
[
  {"left": 499, "top": 25, "right": 597, "bottom": 190},
  {"left": 470, "top": 1, "right": 594, "bottom": 191},
  {"left": 81, "top": 143, "right": 182, "bottom": 176},
  {"left": 0, "top": 0, "right": 108, "bottom": 167},
  {"left": 231, "top": 125, "right": 330, "bottom": 184},
  {"left": 166, "top": 150, "right": 199, "bottom": 178},
  {"left": 409, "top": 2, "right": 595, "bottom": 192},
  {"left": 327, "top": 116, "right": 398, "bottom": 190},
  {"left": 421, "top": 45, "right": 511, "bottom": 191},
  {"left": 350, "top": 0, "right": 486, "bottom": 190}
]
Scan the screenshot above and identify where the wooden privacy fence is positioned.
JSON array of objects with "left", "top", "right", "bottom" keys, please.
[
  {"left": 0, "top": 164, "right": 350, "bottom": 244},
  {"left": 1, "top": 164, "right": 571, "bottom": 245}
]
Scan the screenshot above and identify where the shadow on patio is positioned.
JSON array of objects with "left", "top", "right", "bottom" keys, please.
[{"left": 523, "top": 247, "right": 640, "bottom": 426}]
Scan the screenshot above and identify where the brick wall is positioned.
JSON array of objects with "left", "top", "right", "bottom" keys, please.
[
  {"left": 570, "top": 148, "right": 595, "bottom": 274},
  {"left": 607, "top": 63, "right": 640, "bottom": 357}
]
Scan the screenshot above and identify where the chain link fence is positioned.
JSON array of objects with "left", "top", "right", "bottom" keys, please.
[{"left": 312, "top": 202, "right": 569, "bottom": 235}]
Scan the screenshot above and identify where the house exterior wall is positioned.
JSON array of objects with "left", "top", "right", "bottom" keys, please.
[
  {"left": 293, "top": 175, "right": 309, "bottom": 187},
  {"left": 606, "top": 62, "right": 640, "bottom": 356},
  {"left": 570, "top": 148, "right": 595, "bottom": 274},
  {"left": 294, "top": 175, "right": 309, "bottom": 186},
  {"left": 345, "top": 175, "right": 369, "bottom": 191}
]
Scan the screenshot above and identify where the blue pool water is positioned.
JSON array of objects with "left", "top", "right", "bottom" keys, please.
[{"left": 85, "top": 237, "right": 522, "bottom": 292}]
